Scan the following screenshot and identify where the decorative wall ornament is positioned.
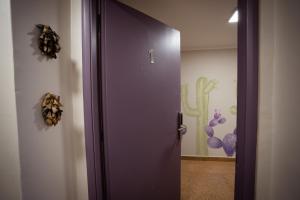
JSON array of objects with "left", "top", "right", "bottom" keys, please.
[
  {"left": 41, "top": 93, "right": 63, "bottom": 126},
  {"left": 36, "top": 24, "right": 61, "bottom": 59},
  {"left": 205, "top": 111, "right": 237, "bottom": 156},
  {"left": 181, "top": 77, "right": 217, "bottom": 156}
]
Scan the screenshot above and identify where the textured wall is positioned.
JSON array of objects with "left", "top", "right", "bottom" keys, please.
[
  {"left": 0, "top": 0, "right": 22, "bottom": 199},
  {"left": 10, "top": 0, "right": 88, "bottom": 199},
  {"left": 256, "top": 0, "right": 300, "bottom": 199},
  {"left": 181, "top": 49, "right": 237, "bottom": 157}
]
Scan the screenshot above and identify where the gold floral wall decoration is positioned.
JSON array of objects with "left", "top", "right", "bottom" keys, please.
[
  {"left": 41, "top": 93, "right": 63, "bottom": 126},
  {"left": 36, "top": 24, "right": 61, "bottom": 59}
]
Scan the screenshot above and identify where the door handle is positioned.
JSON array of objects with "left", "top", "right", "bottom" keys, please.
[
  {"left": 178, "top": 112, "right": 187, "bottom": 137},
  {"left": 178, "top": 124, "right": 187, "bottom": 136}
]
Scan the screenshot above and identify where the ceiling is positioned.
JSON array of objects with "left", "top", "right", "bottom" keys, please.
[{"left": 118, "top": 0, "right": 237, "bottom": 51}]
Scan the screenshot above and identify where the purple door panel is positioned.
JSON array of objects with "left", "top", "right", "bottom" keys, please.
[{"left": 101, "top": 1, "right": 181, "bottom": 199}]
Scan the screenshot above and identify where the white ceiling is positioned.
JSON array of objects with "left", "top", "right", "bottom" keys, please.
[{"left": 118, "top": 0, "right": 237, "bottom": 51}]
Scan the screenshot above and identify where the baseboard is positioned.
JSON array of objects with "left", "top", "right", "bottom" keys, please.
[{"left": 181, "top": 155, "right": 236, "bottom": 162}]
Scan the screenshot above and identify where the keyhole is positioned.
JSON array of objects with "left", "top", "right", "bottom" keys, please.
[{"left": 149, "top": 49, "right": 155, "bottom": 64}]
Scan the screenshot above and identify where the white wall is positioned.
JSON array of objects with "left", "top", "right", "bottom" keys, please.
[
  {"left": 70, "top": 0, "right": 89, "bottom": 199},
  {"left": 0, "top": 1, "right": 22, "bottom": 199},
  {"left": 181, "top": 49, "right": 237, "bottom": 157},
  {"left": 256, "top": 0, "right": 300, "bottom": 199},
  {"left": 10, "top": 0, "right": 88, "bottom": 199}
]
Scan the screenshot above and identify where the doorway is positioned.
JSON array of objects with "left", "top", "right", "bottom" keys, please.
[{"left": 82, "top": 0, "right": 258, "bottom": 199}]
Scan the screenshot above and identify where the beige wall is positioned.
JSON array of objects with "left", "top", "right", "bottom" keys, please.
[
  {"left": 256, "top": 0, "right": 274, "bottom": 198},
  {"left": 10, "top": 0, "right": 88, "bottom": 199},
  {"left": 256, "top": 0, "right": 300, "bottom": 199},
  {"left": 0, "top": 0, "right": 22, "bottom": 199},
  {"left": 181, "top": 49, "right": 237, "bottom": 157}
]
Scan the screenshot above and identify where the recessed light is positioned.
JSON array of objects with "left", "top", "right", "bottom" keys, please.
[{"left": 228, "top": 10, "right": 238, "bottom": 23}]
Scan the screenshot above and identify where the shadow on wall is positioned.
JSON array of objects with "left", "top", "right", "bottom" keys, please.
[
  {"left": 58, "top": 0, "right": 87, "bottom": 198},
  {"left": 27, "top": 27, "right": 47, "bottom": 62},
  {"left": 12, "top": 0, "right": 87, "bottom": 198},
  {"left": 33, "top": 100, "right": 50, "bottom": 131}
]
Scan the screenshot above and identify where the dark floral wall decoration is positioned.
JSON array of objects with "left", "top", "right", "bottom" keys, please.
[
  {"left": 41, "top": 93, "right": 63, "bottom": 126},
  {"left": 36, "top": 24, "right": 61, "bottom": 59}
]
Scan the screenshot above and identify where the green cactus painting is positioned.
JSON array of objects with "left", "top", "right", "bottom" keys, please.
[
  {"left": 181, "top": 77, "right": 217, "bottom": 156},
  {"left": 229, "top": 105, "right": 237, "bottom": 115},
  {"left": 229, "top": 80, "right": 237, "bottom": 115}
]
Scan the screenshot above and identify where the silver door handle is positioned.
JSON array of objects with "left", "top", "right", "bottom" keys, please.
[
  {"left": 178, "top": 124, "right": 187, "bottom": 136},
  {"left": 178, "top": 112, "right": 187, "bottom": 137}
]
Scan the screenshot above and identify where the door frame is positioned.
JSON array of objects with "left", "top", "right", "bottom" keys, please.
[
  {"left": 235, "top": 0, "right": 259, "bottom": 199},
  {"left": 82, "top": 0, "right": 259, "bottom": 199},
  {"left": 82, "top": 0, "right": 105, "bottom": 199}
]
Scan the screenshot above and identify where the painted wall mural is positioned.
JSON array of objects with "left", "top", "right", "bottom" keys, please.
[
  {"left": 181, "top": 77, "right": 237, "bottom": 157},
  {"left": 205, "top": 111, "right": 236, "bottom": 156},
  {"left": 181, "top": 77, "right": 217, "bottom": 156},
  {"left": 181, "top": 49, "right": 237, "bottom": 157}
]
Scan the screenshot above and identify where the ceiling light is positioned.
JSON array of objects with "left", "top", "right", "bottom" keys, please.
[{"left": 228, "top": 10, "right": 238, "bottom": 23}]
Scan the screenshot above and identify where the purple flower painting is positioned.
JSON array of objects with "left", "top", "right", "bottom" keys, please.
[{"left": 205, "top": 111, "right": 237, "bottom": 156}]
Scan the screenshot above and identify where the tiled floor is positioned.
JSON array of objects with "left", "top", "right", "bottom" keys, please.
[{"left": 181, "top": 159, "right": 235, "bottom": 200}]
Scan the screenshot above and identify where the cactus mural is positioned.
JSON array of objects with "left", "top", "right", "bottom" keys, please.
[
  {"left": 229, "top": 105, "right": 237, "bottom": 115},
  {"left": 205, "top": 111, "right": 237, "bottom": 157},
  {"left": 229, "top": 80, "right": 237, "bottom": 115},
  {"left": 181, "top": 77, "right": 217, "bottom": 156}
]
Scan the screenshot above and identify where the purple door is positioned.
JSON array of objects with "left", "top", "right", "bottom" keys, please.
[{"left": 101, "top": 1, "right": 181, "bottom": 199}]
